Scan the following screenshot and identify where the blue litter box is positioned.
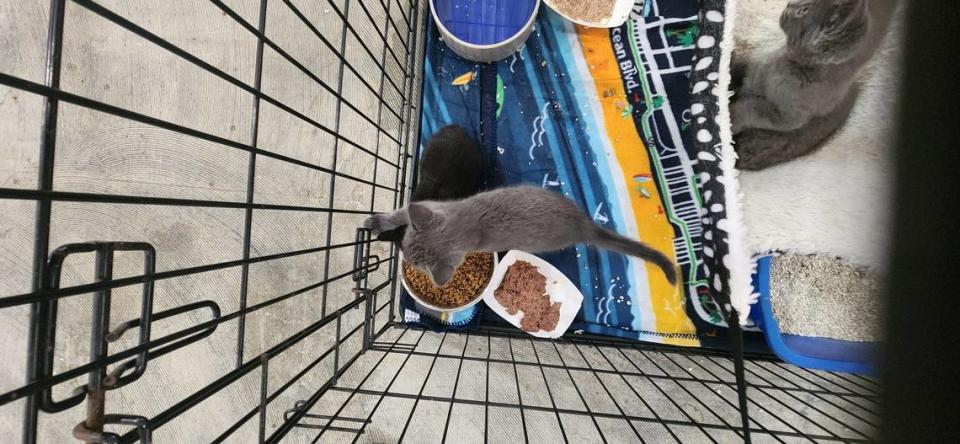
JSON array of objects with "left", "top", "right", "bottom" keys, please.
[{"left": 753, "top": 256, "right": 879, "bottom": 375}]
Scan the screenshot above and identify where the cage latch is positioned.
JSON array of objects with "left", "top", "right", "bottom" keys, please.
[{"left": 33, "top": 241, "right": 222, "bottom": 443}]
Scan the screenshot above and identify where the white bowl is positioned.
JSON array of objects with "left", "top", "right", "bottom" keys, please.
[
  {"left": 482, "top": 250, "right": 584, "bottom": 338},
  {"left": 399, "top": 251, "right": 499, "bottom": 313},
  {"left": 543, "top": 0, "right": 634, "bottom": 28}
]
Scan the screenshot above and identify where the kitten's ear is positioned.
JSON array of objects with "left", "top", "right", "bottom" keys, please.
[{"left": 408, "top": 203, "right": 437, "bottom": 230}]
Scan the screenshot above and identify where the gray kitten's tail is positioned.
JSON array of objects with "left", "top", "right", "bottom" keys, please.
[{"left": 588, "top": 226, "right": 679, "bottom": 285}]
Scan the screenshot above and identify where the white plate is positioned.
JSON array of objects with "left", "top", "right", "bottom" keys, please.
[
  {"left": 482, "top": 250, "right": 584, "bottom": 339},
  {"left": 543, "top": 0, "right": 634, "bottom": 28}
]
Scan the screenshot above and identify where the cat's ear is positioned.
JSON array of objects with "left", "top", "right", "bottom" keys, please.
[{"left": 408, "top": 203, "right": 438, "bottom": 231}]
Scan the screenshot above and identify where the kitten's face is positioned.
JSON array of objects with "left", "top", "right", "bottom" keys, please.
[
  {"left": 780, "top": 0, "right": 869, "bottom": 63},
  {"left": 401, "top": 204, "right": 465, "bottom": 286}
]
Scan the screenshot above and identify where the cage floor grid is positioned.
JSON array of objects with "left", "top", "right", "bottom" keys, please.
[{"left": 292, "top": 326, "right": 880, "bottom": 443}]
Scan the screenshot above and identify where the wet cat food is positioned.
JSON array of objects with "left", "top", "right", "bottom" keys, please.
[
  {"left": 494, "top": 260, "right": 562, "bottom": 332},
  {"left": 403, "top": 252, "right": 494, "bottom": 308}
]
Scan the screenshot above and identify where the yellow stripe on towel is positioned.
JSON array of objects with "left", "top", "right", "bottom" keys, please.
[{"left": 577, "top": 26, "right": 697, "bottom": 346}]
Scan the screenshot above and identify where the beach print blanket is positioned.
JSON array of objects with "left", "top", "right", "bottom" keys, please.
[{"left": 407, "top": 0, "right": 752, "bottom": 346}]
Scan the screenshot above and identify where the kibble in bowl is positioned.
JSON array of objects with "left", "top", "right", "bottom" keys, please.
[{"left": 401, "top": 252, "right": 497, "bottom": 310}]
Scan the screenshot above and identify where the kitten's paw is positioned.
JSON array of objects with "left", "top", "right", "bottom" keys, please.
[
  {"left": 363, "top": 215, "right": 383, "bottom": 232},
  {"left": 734, "top": 130, "right": 789, "bottom": 170}
]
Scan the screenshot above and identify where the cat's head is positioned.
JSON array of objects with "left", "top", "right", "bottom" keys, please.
[
  {"left": 400, "top": 204, "right": 466, "bottom": 286},
  {"left": 780, "top": 0, "right": 870, "bottom": 63}
]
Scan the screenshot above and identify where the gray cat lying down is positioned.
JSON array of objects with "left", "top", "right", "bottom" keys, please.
[
  {"left": 731, "top": 0, "right": 896, "bottom": 170},
  {"left": 364, "top": 185, "right": 678, "bottom": 286}
]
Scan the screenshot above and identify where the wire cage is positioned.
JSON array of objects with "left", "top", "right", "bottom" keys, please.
[{"left": 0, "top": 0, "right": 880, "bottom": 442}]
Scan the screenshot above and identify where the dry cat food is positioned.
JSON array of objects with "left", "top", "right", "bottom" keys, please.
[
  {"left": 494, "top": 260, "right": 562, "bottom": 332},
  {"left": 403, "top": 252, "right": 494, "bottom": 308},
  {"left": 550, "top": 0, "right": 616, "bottom": 24}
]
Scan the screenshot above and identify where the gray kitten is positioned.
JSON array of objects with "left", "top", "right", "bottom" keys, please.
[
  {"left": 364, "top": 185, "right": 678, "bottom": 286},
  {"left": 731, "top": 0, "right": 896, "bottom": 170}
]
